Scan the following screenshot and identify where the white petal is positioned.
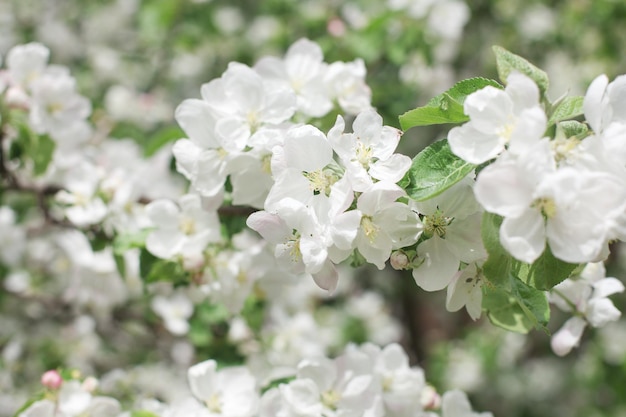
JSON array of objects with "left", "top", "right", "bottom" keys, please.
[
  {"left": 593, "top": 277, "right": 625, "bottom": 298},
  {"left": 551, "top": 317, "right": 586, "bottom": 356},
  {"left": 146, "top": 199, "right": 179, "bottom": 228},
  {"left": 369, "top": 154, "right": 412, "bottom": 183},
  {"left": 283, "top": 125, "right": 333, "bottom": 172},
  {"left": 448, "top": 122, "right": 504, "bottom": 164},
  {"left": 246, "top": 211, "right": 291, "bottom": 244},
  {"left": 473, "top": 157, "right": 534, "bottom": 218},
  {"left": 188, "top": 360, "right": 218, "bottom": 401},
  {"left": 464, "top": 86, "right": 512, "bottom": 133},
  {"left": 586, "top": 298, "right": 621, "bottom": 327},
  {"left": 506, "top": 72, "right": 540, "bottom": 112},
  {"left": 175, "top": 99, "right": 220, "bottom": 148},
  {"left": 500, "top": 210, "right": 546, "bottom": 263},
  {"left": 441, "top": 390, "right": 473, "bottom": 416},
  {"left": 412, "top": 236, "right": 459, "bottom": 292},
  {"left": 583, "top": 74, "right": 609, "bottom": 133}
]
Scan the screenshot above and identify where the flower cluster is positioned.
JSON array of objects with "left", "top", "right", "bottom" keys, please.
[
  {"left": 450, "top": 72, "right": 626, "bottom": 265},
  {"left": 15, "top": 343, "right": 488, "bottom": 417}
]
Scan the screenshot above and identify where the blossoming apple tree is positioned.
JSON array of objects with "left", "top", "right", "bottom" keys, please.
[{"left": 2, "top": 37, "right": 625, "bottom": 417}]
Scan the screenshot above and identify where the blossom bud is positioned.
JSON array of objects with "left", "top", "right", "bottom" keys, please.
[
  {"left": 390, "top": 251, "right": 410, "bottom": 270},
  {"left": 81, "top": 376, "right": 99, "bottom": 392},
  {"left": 41, "top": 370, "right": 62, "bottom": 390},
  {"left": 421, "top": 385, "right": 441, "bottom": 410}
]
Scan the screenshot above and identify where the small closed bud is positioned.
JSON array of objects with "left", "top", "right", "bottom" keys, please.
[
  {"left": 421, "top": 385, "right": 441, "bottom": 410},
  {"left": 390, "top": 251, "right": 409, "bottom": 270},
  {"left": 41, "top": 370, "right": 63, "bottom": 390},
  {"left": 81, "top": 376, "right": 99, "bottom": 392}
]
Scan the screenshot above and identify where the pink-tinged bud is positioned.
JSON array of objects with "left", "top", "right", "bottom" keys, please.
[
  {"left": 390, "top": 251, "right": 409, "bottom": 270},
  {"left": 421, "top": 385, "right": 441, "bottom": 410},
  {"left": 41, "top": 370, "right": 63, "bottom": 390},
  {"left": 327, "top": 17, "right": 346, "bottom": 37},
  {"left": 81, "top": 376, "right": 99, "bottom": 392}
]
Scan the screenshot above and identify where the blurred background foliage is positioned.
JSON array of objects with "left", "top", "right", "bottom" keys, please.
[{"left": 2, "top": 0, "right": 626, "bottom": 416}]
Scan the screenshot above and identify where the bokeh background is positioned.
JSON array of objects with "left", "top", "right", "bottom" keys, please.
[{"left": 2, "top": 1, "right": 626, "bottom": 416}]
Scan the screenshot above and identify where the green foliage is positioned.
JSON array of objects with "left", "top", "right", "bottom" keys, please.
[
  {"left": 10, "top": 123, "right": 56, "bottom": 176},
  {"left": 480, "top": 212, "right": 578, "bottom": 333},
  {"left": 11, "top": 393, "right": 45, "bottom": 417},
  {"left": 144, "top": 126, "right": 184, "bottom": 157},
  {"left": 139, "top": 248, "right": 190, "bottom": 286},
  {"left": 131, "top": 411, "right": 160, "bottom": 417},
  {"left": 189, "top": 302, "right": 244, "bottom": 366},
  {"left": 481, "top": 213, "right": 577, "bottom": 291},
  {"left": 112, "top": 229, "right": 152, "bottom": 278},
  {"left": 261, "top": 376, "right": 296, "bottom": 394},
  {"left": 483, "top": 277, "right": 549, "bottom": 334},
  {"left": 548, "top": 96, "right": 584, "bottom": 125},
  {"left": 399, "top": 78, "right": 502, "bottom": 130},
  {"left": 515, "top": 246, "right": 579, "bottom": 291},
  {"left": 481, "top": 213, "right": 512, "bottom": 288},
  {"left": 492, "top": 45, "right": 549, "bottom": 94},
  {"left": 557, "top": 120, "right": 589, "bottom": 139},
  {"left": 399, "top": 139, "right": 475, "bottom": 201}
]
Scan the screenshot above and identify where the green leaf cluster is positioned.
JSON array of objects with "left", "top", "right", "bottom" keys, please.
[
  {"left": 399, "top": 139, "right": 475, "bottom": 201},
  {"left": 481, "top": 213, "right": 579, "bottom": 333},
  {"left": 399, "top": 77, "right": 502, "bottom": 130}
]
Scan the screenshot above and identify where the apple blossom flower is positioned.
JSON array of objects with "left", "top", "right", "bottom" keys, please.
[
  {"left": 355, "top": 182, "right": 422, "bottom": 270},
  {"left": 145, "top": 194, "right": 222, "bottom": 260},
  {"left": 255, "top": 38, "right": 332, "bottom": 117},
  {"left": 448, "top": 72, "right": 547, "bottom": 164},
  {"left": 324, "top": 59, "right": 372, "bottom": 115},
  {"left": 411, "top": 175, "right": 486, "bottom": 292},
  {"left": 446, "top": 263, "right": 484, "bottom": 320},
  {"left": 151, "top": 292, "right": 194, "bottom": 336},
  {"left": 438, "top": 389, "right": 493, "bottom": 417},
  {"left": 328, "top": 109, "right": 410, "bottom": 192},
  {"left": 474, "top": 140, "right": 624, "bottom": 264},
  {"left": 188, "top": 359, "right": 259, "bottom": 417},
  {"left": 550, "top": 262, "right": 624, "bottom": 356}
]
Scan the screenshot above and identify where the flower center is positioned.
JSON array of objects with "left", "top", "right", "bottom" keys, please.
[
  {"left": 179, "top": 217, "right": 196, "bottom": 235},
  {"left": 551, "top": 136, "right": 580, "bottom": 165},
  {"left": 287, "top": 232, "right": 302, "bottom": 263},
  {"left": 205, "top": 393, "right": 222, "bottom": 413},
  {"left": 497, "top": 116, "right": 516, "bottom": 143},
  {"left": 532, "top": 197, "right": 557, "bottom": 219},
  {"left": 354, "top": 141, "right": 374, "bottom": 168},
  {"left": 423, "top": 210, "right": 452, "bottom": 238},
  {"left": 361, "top": 215, "right": 379, "bottom": 242},
  {"left": 303, "top": 169, "right": 337, "bottom": 195},
  {"left": 261, "top": 153, "right": 272, "bottom": 174},
  {"left": 321, "top": 389, "right": 341, "bottom": 410}
]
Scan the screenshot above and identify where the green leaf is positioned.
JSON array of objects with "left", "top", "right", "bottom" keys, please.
[
  {"left": 493, "top": 46, "right": 549, "bottom": 94},
  {"left": 481, "top": 213, "right": 511, "bottom": 288},
  {"left": 514, "top": 244, "right": 578, "bottom": 290},
  {"left": 511, "top": 277, "right": 550, "bottom": 332},
  {"left": 113, "top": 229, "right": 152, "bottom": 255},
  {"left": 399, "top": 77, "right": 502, "bottom": 130},
  {"left": 481, "top": 213, "right": 577, "bottom": 291},
  {"left": 483, "top": 287, "right": 533, "bottom": 333},
  {"left": 144, "top": 126, "right": 184, "bottom": 156},
  {"left": 548, "top": 96, "right": 584, "bottom": 125},
  {"left": 261, "top": 376, "right": 296, "bottom": 394},
  {"left": 139, "top": 248, "right": 190, "bottom": 285},
  {"left": 13, "top": 124, "right": 56, "bottom": 176},
  {"left": 32, "top": 134, "right": 55, "bottom": 176},
  {"left": 11, "top": 393, "right": 45, "bottom": 417},
  {"left": 483, "top": 277, "right": 550, "bottom": 334},
  {"left": 400, "top": 139, "right": 476, "bottom": 201},
  {"left": 557, "top": 120, "right": 589, "bottom": 139},
  {"left": 131, "top": 411, "right": 160, "bottom": 417}
]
